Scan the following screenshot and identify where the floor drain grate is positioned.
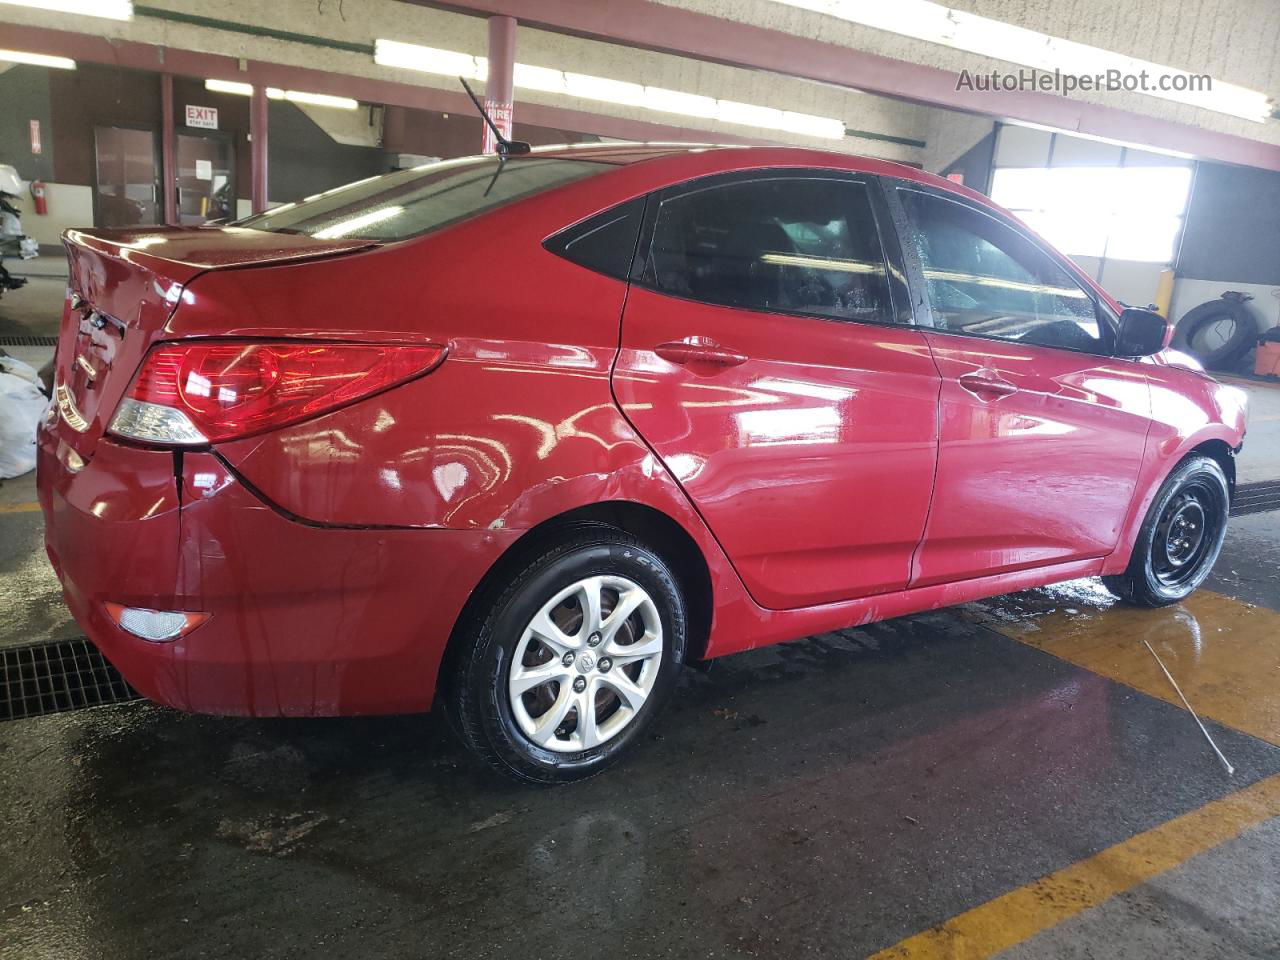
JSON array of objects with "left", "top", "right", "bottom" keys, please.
[
  {"left": 1231, "top": 480, "right": 1280, "bottom": 518},
  {"left": 0, "top": 335, "right": 58, "bottom": 347},
  {"left": 1, "top": 637, "right": 140, "bottom": 721}
]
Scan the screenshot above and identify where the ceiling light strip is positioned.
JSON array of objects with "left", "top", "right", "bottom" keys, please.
[
  {"left": 0, "top": 48, "right": 77, "bottom": 69},
  {"left": 767, "top": 0, "right": 1273, "bottom": 123},
  {"left": 373, "top": 39, "right": 846, "bottom": 140},
  {"left": 204, "top": 79, "right": 358, "bottom": 110},
  {"left": 0, "top": 0, "right": 131, "bottom": 20}
]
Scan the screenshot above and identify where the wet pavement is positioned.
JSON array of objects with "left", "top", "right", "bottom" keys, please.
[
  {"left": 2, "top": 508, "right": 1280, "bottom": 958},
  {"left": 4, "top": 266, "right": 1280, "bottom": 958}
]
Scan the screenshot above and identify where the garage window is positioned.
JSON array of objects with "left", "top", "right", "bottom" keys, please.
[
  {"left": 986, "top": 127, "right": 1195, "bottom": 276},
  {"left": 641, "top": 177, "right": 892, "bottom": 323},
  {"left": 901, "top": 189, "right": 1112, "bottom": 354}
]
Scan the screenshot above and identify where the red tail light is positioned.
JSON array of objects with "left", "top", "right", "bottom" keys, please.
[{"left": 109, "top": 341, "right": 445, "bottom": 445}]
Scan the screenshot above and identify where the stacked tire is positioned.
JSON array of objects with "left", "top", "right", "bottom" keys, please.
[{"left": 1171, "top": 293, "right": 1258, "bottom": 371}]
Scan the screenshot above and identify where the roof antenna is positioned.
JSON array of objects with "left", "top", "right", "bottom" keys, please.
[
  {"left": 459, "top": 77, "right": 531, "bottom": 194},
  {"left": 459, "top": 77, "right": 531, "bottom": 157}
]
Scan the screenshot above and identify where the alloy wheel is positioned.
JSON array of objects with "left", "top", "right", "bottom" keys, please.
[{"left": 508, "top": 575, "right": 663, "bottom": 753}]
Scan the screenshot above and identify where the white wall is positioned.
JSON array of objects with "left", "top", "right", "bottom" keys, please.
[
  {"left": 921, "top": 108, "right": 994, "bottom": 174},
  {"left": 21, "top": 182, "right": 93, "bottom": 247},
  {"left": 1097, "top": 259, "right": 1166, "bottom": 308}
]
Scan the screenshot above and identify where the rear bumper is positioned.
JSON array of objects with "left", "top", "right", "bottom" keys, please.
[{"left": 37, "top": 432, "right": 516, "bottom": 716}]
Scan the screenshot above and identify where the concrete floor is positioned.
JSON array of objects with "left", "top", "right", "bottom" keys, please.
[{"left": 3, "top": 260, "right": 1280, "bottom": 960}]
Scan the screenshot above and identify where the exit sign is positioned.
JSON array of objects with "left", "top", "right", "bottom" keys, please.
[{"left": 185, "top": 104, "right": 219, "bottom": 129}]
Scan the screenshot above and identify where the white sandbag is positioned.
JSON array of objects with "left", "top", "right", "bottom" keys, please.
[
  {"left": 0, "top": 370, "right": 47, "bottom": 479},
  {"left": 0, "top": 353, "right": 42, "bottom": 387}
]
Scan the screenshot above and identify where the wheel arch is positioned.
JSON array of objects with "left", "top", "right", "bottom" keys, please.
[
  {"left": 434, "top": 500, "right": 716, "bottom": 707},
  {"left": 1104, "top": 429, "right": 1238, "bottom": 576},
  {"left": 1187, "top": 437, "right": 1236, "bottom": 498}
]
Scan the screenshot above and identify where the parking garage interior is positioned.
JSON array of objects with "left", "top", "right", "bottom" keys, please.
[{"left": 2, "top": 1, "right": 1280, "bottom": 957}]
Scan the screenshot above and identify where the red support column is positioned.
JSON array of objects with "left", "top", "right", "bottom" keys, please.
[
  {"left": 483, "top": 15, "right": 516, "bottom": 153},
  {"left": 159, "top": 73, "right": 178, "bottom": 226},
  {"left": 250, "top": 85, "right": 269, "bottom": 213}
]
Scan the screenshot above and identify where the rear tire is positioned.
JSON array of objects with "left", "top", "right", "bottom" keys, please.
[
  {"left": 1103, "top": 455, "right": 1229, "bottom": 607},
  {"left": 447, "top": 526, "right": 687, "bottom": 785}
]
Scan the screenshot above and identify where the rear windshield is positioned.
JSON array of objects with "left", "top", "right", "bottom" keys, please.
[{"left": 236, "top": 156, "right": 608, "bottom": 241}]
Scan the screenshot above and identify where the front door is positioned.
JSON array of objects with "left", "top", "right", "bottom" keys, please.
[
  {"left": 92, "top": 125, "right": 160, "bottom": 227},
  {"left": 176, "top": 131, "right": 236, "bottom": 224},
  {"left": 614, "top": 173, "right": 940, "bottom": 610},
  {"left": 892, "top": 185, "right": 1151, "bottom": 587}
]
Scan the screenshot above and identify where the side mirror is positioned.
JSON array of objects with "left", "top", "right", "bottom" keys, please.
[{"left": 1115, "top": 307, "right": 1171, "bottom": 357}]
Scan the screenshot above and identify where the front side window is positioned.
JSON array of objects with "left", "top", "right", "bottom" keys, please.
[
  {"left": 237, "top": 157, "right": 607, "bottom": 242},
  {"left": 642, "top": 177, "right": 892, "bottom": 323},
  {"left": 900, "top": 189, "right": 1111, "bottom": 354}
]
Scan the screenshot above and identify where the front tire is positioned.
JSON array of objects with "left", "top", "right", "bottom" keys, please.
[
  {"left": 447, "top": 527, "right": 687, "bottom": 784},
  {"left": 1104, "top": 455, "right": 1229, "bottom": 607}
]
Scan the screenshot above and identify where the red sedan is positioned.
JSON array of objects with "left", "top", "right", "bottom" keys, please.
[{"left": 38, "top": 144, "right": 1245, "bottom": 783}]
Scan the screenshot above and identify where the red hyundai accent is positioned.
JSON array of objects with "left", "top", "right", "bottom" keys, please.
[{"left": 38, "top": 144, "right": 1246, "bottom": 783}]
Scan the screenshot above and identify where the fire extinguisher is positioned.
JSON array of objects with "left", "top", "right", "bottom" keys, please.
[{"left": 30, "top": 180, "right": 47, "bottom": 216}]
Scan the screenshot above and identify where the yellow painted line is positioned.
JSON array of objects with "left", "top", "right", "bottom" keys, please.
[
  {"left": 986, "top": 589, "right": 1280, "bottom": 748},
  {"left": 0, "top": 501, "right": 41, "bottom": 515},
  {"left": 870, "top": 772, "right": 1280, "bottom": 959}
]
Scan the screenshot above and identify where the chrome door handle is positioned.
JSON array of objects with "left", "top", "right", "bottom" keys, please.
[
  {"left": 958, "top": 371, "right": 1018, "bottom": 399},
  {"left": 654, "top": 337, "right": 748, "bottom": 367}
]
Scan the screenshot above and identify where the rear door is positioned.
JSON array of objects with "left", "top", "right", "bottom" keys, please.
[
  {"left": 613, "top": 172, "right": 940, "bottom": 610},
  {"left": 888, "top": 184, "right": 1151, "bottom": 586}
]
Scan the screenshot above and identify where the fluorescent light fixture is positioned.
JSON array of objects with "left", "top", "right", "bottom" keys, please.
[
  {"left": 313, "top": 205, "right": 405, "bottom": 239},
  {"left": 512, "top": 62, "right": 567, "bottom": 95},
  {"left": 767, "top": 0, "right": 1274, "bottom": 122},
  {"left": 0, "top": 0, "right": 131, "bottom": 20},
  {"left": 644, "top": 86, "right": 718, "bottom": 119},
  {"left": 205, "top": 79, "right": 254, "bottom": 96},
  {"left": 779, "top": 111, "right": 847, "bottom": 139},
  {"left": 267, "top": 88, "right": 358, "bottom": 110},
  {"left": 0, "top": 48, "right": 76, "bottom": 69},
  {"left": 565, "top": 72, "right": 646, "bottom": 108},
  {"left": 374, "top": 38, "right": 846, "bottom": 139},
  {"left": 205, "top": 80, "right": 357, "bottom": 109},
  {"left": 374, "top": 38, "right": 487, "bottom": 80},
  {"left": 376, "top": 39, "right": 845, "bottom": 139},
  {"left": 716, "top": 100, "right": 785, "bottom": 129}
]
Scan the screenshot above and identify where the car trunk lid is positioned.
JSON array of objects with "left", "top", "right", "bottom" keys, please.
[{"left": 52, "top": 226, "right": 373, "bottom": 459}]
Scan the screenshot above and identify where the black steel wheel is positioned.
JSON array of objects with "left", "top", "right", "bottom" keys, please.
[{"left": 1104, "top": 455, "right": 1229, "bottom": 607}]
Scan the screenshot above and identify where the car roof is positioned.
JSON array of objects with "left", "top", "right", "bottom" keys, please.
[{"left": 522, "top": 141, "right": 994, "bottom": 209}]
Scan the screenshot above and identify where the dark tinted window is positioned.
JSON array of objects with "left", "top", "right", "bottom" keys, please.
[
  {"left": 237, "top": 157, "right": 606, "bottom": 241},
  {"left": 548, "top": 197, "right": 644, "bottom": 279},
  {"left": 643, "top": 177, "right": 892, "bottom": 322},
  {"left": 900, "top": 189, "right": 1110, "bottom": 353}
]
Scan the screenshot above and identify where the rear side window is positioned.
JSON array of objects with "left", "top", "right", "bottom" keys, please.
[
  {"left": 237, "top": 157, "right": 607, "bottom": 241},
  {"left": 899, "top": 189, "right": 1111, "bottom": 354},
  {"left": 641, "top": 177, "right": 892, "bottom": 323},
  {"left": 546, "top": 197, "right": 645, "bottom": 280}
]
